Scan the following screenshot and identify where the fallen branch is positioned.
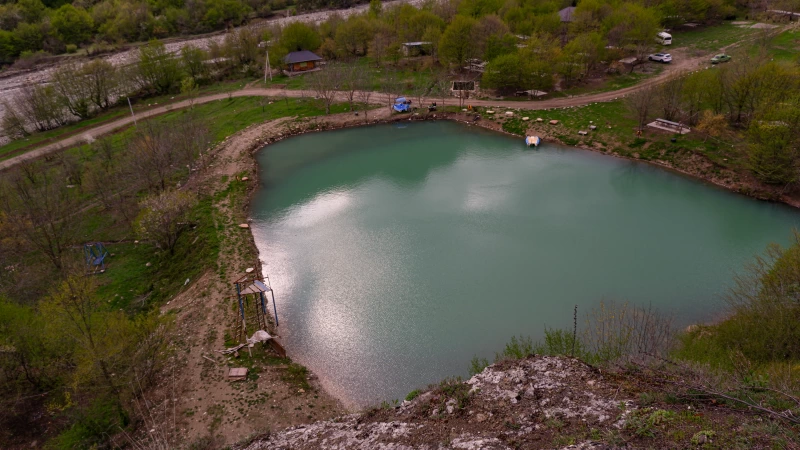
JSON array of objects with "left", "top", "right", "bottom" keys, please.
[{"left": 215, "top": 343, "right": 247, "bottom": 355}]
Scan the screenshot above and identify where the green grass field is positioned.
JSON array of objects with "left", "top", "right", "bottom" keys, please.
[
  {"left": 477, "top": 100, "right": 742, "bottom": 173},
  {"left": 760, "top": 28, "right": 799, "bottom": 62},
  {"left": 258, "top": 57, "right": 443, "bottom": 93},
  {"left": 671, "top": 22, "right": 758, "bottom": 52}
]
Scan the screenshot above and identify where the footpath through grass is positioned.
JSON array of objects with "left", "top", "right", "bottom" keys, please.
[
  {"left": 0, "top": 78, "right": 258, "bottom": 162},
  {"left": 0, "top": 110, "right": 128, "bottom": 161}
]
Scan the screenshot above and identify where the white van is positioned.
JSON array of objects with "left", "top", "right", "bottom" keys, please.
[{"left": 656, "top": 32, "right": 672, "bottom": 45}]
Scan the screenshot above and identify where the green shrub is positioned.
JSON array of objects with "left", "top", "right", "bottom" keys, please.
[
  {"left": 533, "top": 328, "right": 590, "bottom": 360},
  {"left": 468, "top": 356, "right": 489, "bottom": 376},
  {"left": 50, "top": 396, "right": 129, "bottom": 449},
  {"left": 676, "top": 234, "right": 800, "bottom": 365},
  {"left": 495, "top": 335, "right": 533, "bottom": 361},
  {"left": 405, "top": 389, "right": 421, "bottom": 401}
]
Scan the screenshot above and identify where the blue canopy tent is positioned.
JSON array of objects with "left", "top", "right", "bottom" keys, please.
[{"left": 393, "top": 97, "right": 411, "bottom": 113}]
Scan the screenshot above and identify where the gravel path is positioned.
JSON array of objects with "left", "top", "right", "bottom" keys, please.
[{"left": 0, "top": 51, "right": 710, "bottom": 171}]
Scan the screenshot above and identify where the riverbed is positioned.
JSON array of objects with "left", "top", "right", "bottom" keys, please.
[{"left": 250, "top": 121, "right": 800, "bottom": 407}]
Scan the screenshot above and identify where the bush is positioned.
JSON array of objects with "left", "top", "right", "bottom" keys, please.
[
  {"left": 50, "top": 396, "right": 129, "bottom": 449},
  {"left": 468, "top": 356, "right": 489, "bottom": 376},
  {"left": 496, "top": 335, "right": 533, "bottom": 361},
  {"left": 65, "top": 44, "right": 77, "bottom": 53},
  {"left": 405, "top": 389, "right": 421, "bottom": 401},
  {"left": 135, "top": 189, "right": 198, "bottom": 254},
  {"left": 682, "top": 233, "right": 800, "bottom": 364}
]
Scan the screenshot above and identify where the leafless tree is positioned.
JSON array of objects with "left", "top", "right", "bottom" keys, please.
[
  {"left": 413, "top": 73, "right": 433, "bottom": 110},
  {"left": 309, "top": 64, "right": 343, "bottom": 114},
  {"left": 382, "top": 71, "right": 399, "bottom": 114},
  {"left": 7, "top": 85, "right": 67, "bottom": 132},
  {"left": 625, "top": 86, "right": 654, "bottom": 133},
  {"left": 680, "top": 73, "right": 707, "bottom": 126},
  {"left": 0, "top": 100, "right": 29, "bottom": 138},
  {"left": 222, "top": 25, "right": 262, "bottom": 76},
  {"left": 135, "top": 189, "right": 197, "bottom": 255},
  {"left": 57, "top": 152, "right": 84, "bottom": 187},
  {"left": 171, "top": 112, "right": 211, "bottom": 167},
  {"left": 123, "top": 115, "right": 208, "bottom": 192},
  {"left": 433, "top": 72, "right": 451, "bottom": 108},
  {"left": 84, "top": 60, "right": 121, "bottom": 111},
  {"left": 340, "top": 62, "right": 360, "bottom": 111},
  {"left": 655, "top": 73, "right": 685, "bottom": 122},
  {"left": 91, "top": 136, "right": 116, "bottom": 172},
  {"left": 125, "top": 122, "right": 178, "bottom": 192},
  {"left": 0, "top": 168, "right": 79, "bottom": 271},
  {"left": 51, "top": 62, "right": 94, "bottom": 120},
  {"left": 355, "top": 70, "right": 374, "bottom": 121}
]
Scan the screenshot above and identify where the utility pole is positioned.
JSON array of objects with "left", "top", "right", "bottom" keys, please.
[
  {"left": 127, "top": 97, "right": 137, "bottom": 126},
  {"left": 264, "top": 49, "right": 273, "bottom": 83}
]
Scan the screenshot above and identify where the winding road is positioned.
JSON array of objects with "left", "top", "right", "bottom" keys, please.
[{"left": 0, "top": 51, "right": 709, "bottom": 171}]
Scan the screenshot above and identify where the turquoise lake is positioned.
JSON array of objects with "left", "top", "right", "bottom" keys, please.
[{"left": 250, "top": 121, "right": 800, "bottom": 407}]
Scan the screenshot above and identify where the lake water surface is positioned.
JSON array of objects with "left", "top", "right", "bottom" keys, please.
[{"left": 250, "top": 121, "right": 800, "bottom": 407}]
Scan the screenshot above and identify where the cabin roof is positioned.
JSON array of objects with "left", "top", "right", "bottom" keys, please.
[{"left": 284, "top": 50, "right": 323, "bottom": 64}]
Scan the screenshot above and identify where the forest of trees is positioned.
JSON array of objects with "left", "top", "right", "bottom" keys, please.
[{"left": 0, "top": 0, "right": 771, "bottom": 65}]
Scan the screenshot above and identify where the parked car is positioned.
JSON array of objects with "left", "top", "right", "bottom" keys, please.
[
  {"left": 710, "top": 54, "right": 731, "bottom": 64},
  {"left": 648, "top": 53, "right": 672, "bottom": 63},
  {"left": 656, "top": 31, "right": 672, "bottom": 45}
]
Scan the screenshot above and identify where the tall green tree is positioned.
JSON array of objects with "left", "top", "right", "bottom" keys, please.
[
  {"left": 17, "top": 0, "right": 47, "bottom": 23},
  {"left": 51, "top": 4, "right": 94, "bottom": 45},
  {"left": 335, "top": 17, "right": 373, "bottom": 56},
  {"left": 279, "top": 21, "right": 322, "bottom": 52},
  {"left": 136, "top": 40, "right": 183, "bottom": 94},
  {"left": 747, "top": 98, "right": 800, "bottom": 186},
  {"left": 482, "top": 52, "right": 531, "bottom": 94},
  {"left": 438, "top": 15, "right": 476, "bottom": 69},
  {"left": 202, "top": 0, "right": 250, "bottom": 29}
]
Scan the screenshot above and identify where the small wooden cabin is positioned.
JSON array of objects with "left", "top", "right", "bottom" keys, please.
[{"left": 284, "top": 50, "right": 323, "bottom": 75}]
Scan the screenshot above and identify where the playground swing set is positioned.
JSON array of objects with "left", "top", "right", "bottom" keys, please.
[{"left": 83, "top": 242, "right": 110, "bottom": 274}]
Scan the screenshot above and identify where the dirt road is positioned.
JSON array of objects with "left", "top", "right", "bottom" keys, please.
[{"left": 0, "top": 51, "right": 709, "bottom": 171}]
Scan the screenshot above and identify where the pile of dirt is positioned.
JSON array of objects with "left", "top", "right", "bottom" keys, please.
[{"left": 237, "top": 356, "right": 636, "bottom": 450}]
